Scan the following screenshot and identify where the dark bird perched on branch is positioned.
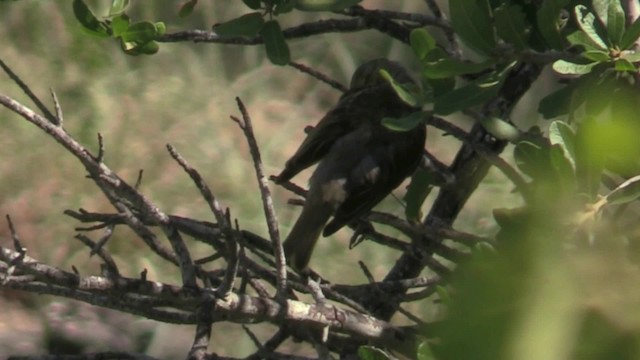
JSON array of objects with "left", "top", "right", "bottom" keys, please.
[{"left": 275, "top": 59, "right": 426, "bottom": 271}]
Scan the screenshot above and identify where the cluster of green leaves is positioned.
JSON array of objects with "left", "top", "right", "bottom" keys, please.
[{"left": 73, "top": 0, "right": 165, "bottom": 55}]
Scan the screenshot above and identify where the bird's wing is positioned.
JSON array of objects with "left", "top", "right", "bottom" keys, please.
[
  {"left": 322, "top": 123, "right": 426, "bottom": 236},
  {"left": 274, "top": 90, "right": 376, "bottom": 183}
]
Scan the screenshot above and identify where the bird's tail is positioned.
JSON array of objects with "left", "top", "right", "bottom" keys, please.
[{"left": 283, "top": 200, "right": 333, "bottom": 272}]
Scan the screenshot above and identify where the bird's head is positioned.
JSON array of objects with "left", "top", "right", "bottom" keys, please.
[{"left": 349, "top": 58, "right": 414, "bottom": 90}]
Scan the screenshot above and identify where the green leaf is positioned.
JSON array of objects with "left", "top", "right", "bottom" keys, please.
[
  {"left": 604, "top": 175, "right": 640, "bottom": 206},
  {"left": 549, "top": 144, "right": 575, "bottom": 184},
  {"left": 552, "top": 60, "right": 597, "bottom": 75},
  {"left": 404, "top": 168, "right": 433, "bottom": 222},
  {"left": 436, "top": 285, "right": 452, "bottom": 307},
  {"left": 410, "top": 28, "right": 436, "bottom": 61},
  {"left": 537, "top": 0, "right": 569, "bottom": 50},
  {"left": 581, "top": 49, "right": 610, "bottom": 62},
  {"left": 72, "top": 0, "right": 111, "bottom": 37},
  {"left": 294, "top": 0, "right": 362, "bottom": 11},
  {"left": 593, "top": 0, "right": 625, "bottom": 45},
  {"left": 382, "top": 111, "right": 428, "bottom": 132},
  {"left": 108, "top": 0, "right": 129, "bottom": 16},
  {"left": 620, "top": 50, "right": 640, "bottom": 62},
  {"left": 122, "top": 39, "right": 159, "bottom": 55},
  {"left": 567, "top": 30, "right": 607, "bottom": 51},
  {"left": 179, "top": 0, "right": 198, "bottom": 18},
  {"left": 274, "top": 0, "right": 295, "bottom": 14},
  {"left": 111, "top": 14, "right": 130, "bottom": 37},
  {"left": 514, "top": 141, "right": 548, "bottom": 178},
  {"left": 494, "top": 4, "right": 529, "bottom": 50},
  {"left": 379, "top": 69, "right": 422, "bottom": 107},
  {"left": 449, "top": 0, "right": 496, "bottom": 56},
  {"left": 621, "top": 16, "right": 640, "bottom": 49},
  {"left": 214, "top": 12, "right": 265, "bottom": 37},
  {"left": 538, "top": 85, "right": 572, "bottom": 119},
  {"left": 614, "top": 58, "right": 636, "bottom": 72},
  {"left": 358, "top": 346, "right": 392, "bottom": 360},
  {"left": 121, "top": 21, "right": 158, "bottom": 43},
  {"left": 549, "top": 121, "right": 577, "bottom": 170},
  {"left": 422, "top": 56, "right": 494, "bottom": 79},
  {"left": 155, "top": 22, "right": 166, "bottom": 36},
  {"left": 261, "top": 20, "right": 290, "bottom": 66},
  {"left": 480, "top": 117, "right": 521, "bottom": 141},
  {"left": 574, "top": 5, "right": 609, "bottom": 50},
  {"left": 417, "top": 341, "right": 436, "bottom": 360},
  {"left": 433, "top": 63, "right": 514, "bottom": 115},
  {"left": 242, "top": 0, "right": 261, "bottom": 9}
]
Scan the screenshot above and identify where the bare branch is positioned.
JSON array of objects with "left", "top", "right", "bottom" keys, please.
[
  {"left": 289, "top": 61, "right": 348, "bottom": 92},
  {"left": 232, "top": 97, "right": 287, "bottom": 298}
]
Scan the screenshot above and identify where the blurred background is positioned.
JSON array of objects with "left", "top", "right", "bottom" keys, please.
[{"left": 0, "top": 1, "right": 523, "bottom": 358}]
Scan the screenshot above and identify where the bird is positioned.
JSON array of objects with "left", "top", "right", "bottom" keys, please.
[{"left": 275, "top": 58, "right": 426, "bottom": 271}]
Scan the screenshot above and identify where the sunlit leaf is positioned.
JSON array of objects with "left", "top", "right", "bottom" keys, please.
[
  {"left": 582, "top": 50, "right": 610, "bottom": 62},
  {"left": 549, "top": 121, "right": 577, "bottom": 170},
  {"left": 574, "top": 5, "right": 608, "bottom": 50},
  {"left": 380, "top": 69, "right": 422, "bottom": 107},
  {"left": 480, "top": 117, "right": 521, "bottom": 141},
  {"left": 108, "top": 0, "right": 129, "bottom": 16},
  {"left": 604, "top": 175, "right": 640, "bottom": 205},
  {"left": 593, "top": 0, "right": 625, "bottom": 45},
  {"left": 620, "top": 16, "right": 640, "bottom": 49},
  {"left": 552, "top": 60, "right": 597, "bottom": 75},
  {"left": 614, "top": 58, "right": 636, "bottom": 72}
]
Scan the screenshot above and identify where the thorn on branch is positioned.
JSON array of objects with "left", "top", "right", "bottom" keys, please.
[
  {"left": 49, "top": 88, "right": 63, "bottom": 126},
  {"left": 134, "top": 169, "right": 144, "bottom": 189},
  {"left": 97, "top": 132, "right": 105, "bottom": 163}
]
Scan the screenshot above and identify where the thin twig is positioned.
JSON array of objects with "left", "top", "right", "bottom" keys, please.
[
  {"left": 75, "top": 233, "right": 120, "bottom": 277},
  {"left": 231, "top": 97, "right": 287, "bottom": 298},
  {"left": 0, "top": 58, "right": 57, "bottom": 124},
  {"left": 288, "top": 61, "right": 348, "bottom": 92},
  {"left": 6, "top": 214, "right": 24, "bottom": 253}
]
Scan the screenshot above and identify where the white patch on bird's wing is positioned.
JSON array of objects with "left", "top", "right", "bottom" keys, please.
[
  {"left": 321, "top": 178, "right": 347, "bottom": 206},
  {"left": 365, "top": 166, "right": 380, "bottom": 183}
]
